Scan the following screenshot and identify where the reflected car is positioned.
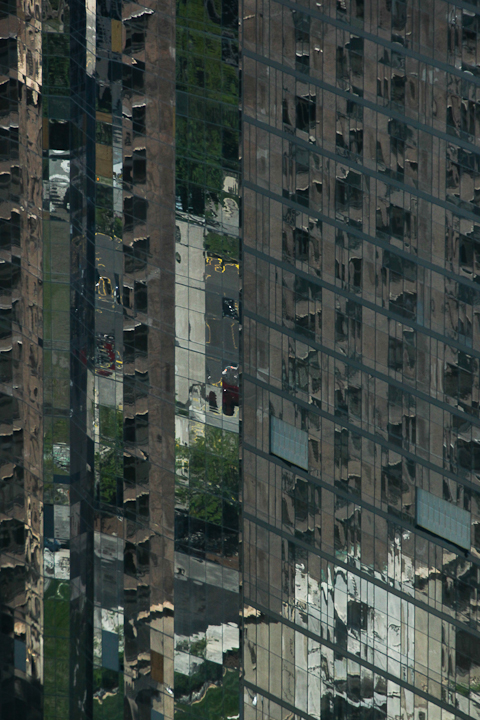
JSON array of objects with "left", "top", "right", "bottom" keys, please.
[
  {"left": 96, "top": 333, "right": 115, "bottom": 376},
  {"left": 222, "top": 297, "right": 239, "bottom": 320}
]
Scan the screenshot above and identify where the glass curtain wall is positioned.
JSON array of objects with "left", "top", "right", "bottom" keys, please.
[
  {"left": 0, "top": 0, "right": 176, "bottom": 715},
  {"left": 69, "top": 0, "right": 176, "bottom": 714},
  {"left": 241, "top": 2, "right": 480, "bottom": 720},
  {"left": 0, "top": 0, "right": 44, "bottom": 714},
  {"left": 173, "top": 0, "right": 241, "bottom": 716}
]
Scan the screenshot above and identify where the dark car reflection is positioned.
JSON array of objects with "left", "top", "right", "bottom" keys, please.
[{"left": 222, "top": 297, "right": 239, "bottom": 320}]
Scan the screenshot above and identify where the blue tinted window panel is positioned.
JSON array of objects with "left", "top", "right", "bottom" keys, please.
[
  {"left": 44, "top": 504, "right": 54, "bottom": 538},
  {"left": 14, "top": 639, "right": 26, "bottom": 672},
  {"left": 417, "top": 488, "right": 470, "bottom": 550},
  {"left": 102, "top": 630, "right": 119, "bottom": 671},
  {"left": 270, "top": 416, "right": 308, "bottom": 470}
]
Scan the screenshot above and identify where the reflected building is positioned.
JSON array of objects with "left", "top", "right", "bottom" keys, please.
[
  {"left": 173, "top": 0, "right": 241, "bottom": 712},
  {"left": 242, "top": 3, "right": 480, "bottom": 720},
  {"left": 2, "top": 0, "right": 480, "bottom": 719},
  {"left": 1, "top": 0, "right": 176, "bottom": 715}
]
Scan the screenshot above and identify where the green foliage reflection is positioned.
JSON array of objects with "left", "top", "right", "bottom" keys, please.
[
  {"left": 176, "top": 426, "right": 239, "bottom": 524},
  {"left": 175, "top": 667, "right": 239, "bottom": 720}
]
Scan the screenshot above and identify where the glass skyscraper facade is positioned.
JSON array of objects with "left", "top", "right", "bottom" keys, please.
[
  {"left": 0, "top": 0, "right": 176, "bottom": 715},
  {"left": 242, "top": 3, "right": 480, "bottom": 720},
  {"left": 1, "top": 0, "right": 480, "bottom": 720},
  {"left": 174, "top": 0, "right": 241, "bottom": 717}
]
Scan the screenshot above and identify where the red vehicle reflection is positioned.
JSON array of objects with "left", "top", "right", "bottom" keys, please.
[
  {"left": 222, "top": 364, "right": 239, "bottom": 416},
  {"left": 96, "top": 334, "right": 115, "bottom": 376}
]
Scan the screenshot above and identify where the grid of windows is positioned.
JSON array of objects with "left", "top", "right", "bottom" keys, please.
[
  {"left": 0, "top": 0, "right": 176, "bottom": 714},
  {"left": 242, "top": 3, "right": 480, "bottom": 720},
  {"left": 174, "top": 0, "right": 241, "bottom": 716},
  {"left": 3, "top": 1, "right": 480, "bottom": 719}
]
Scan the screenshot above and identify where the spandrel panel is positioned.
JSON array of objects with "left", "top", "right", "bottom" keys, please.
[
  {"left": 417, "top": 489, "right": 471, "bottom": 550},
  {"left": 270, "top": 416, "right": 308, "bottom": 470}
]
